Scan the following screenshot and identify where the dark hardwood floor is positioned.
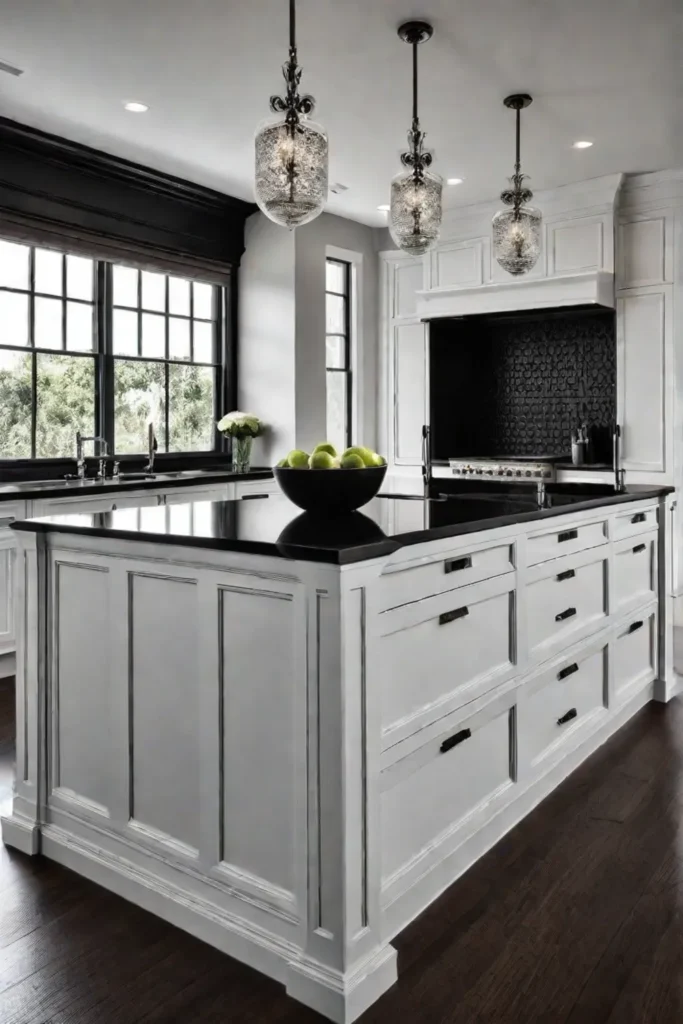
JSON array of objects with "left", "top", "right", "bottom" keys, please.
[{"left": 2, "top": 675, "right": 683, "bottom": 1022}]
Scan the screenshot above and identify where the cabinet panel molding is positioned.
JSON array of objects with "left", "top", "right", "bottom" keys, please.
[
  {"left": 393, "top": 260, "right": 425, "bottom": 319},
  {"left": 618, "top": 215, "right": 670, "bottom": 287},
  {"left": 393, "top": 322, "right": 426, "bottom": 465},
  {"left": 431, "top": 239, "right": 484, "bottom": 289},
  {"left": 548, "top": 217, "right": 606, "bottom": 275}
]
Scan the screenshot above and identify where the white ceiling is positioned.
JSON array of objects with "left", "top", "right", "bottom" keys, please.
[{"left": 1, "top": 0, "right": 682, "bottom": 227}]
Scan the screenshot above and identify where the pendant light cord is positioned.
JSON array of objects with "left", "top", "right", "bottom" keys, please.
[
  {"left": 412, "top": 41, "right": 419, "bottom": 127},
  {"left": 289, "top": 0, "right": 296, "bottom": 56},
  {"left": 515, "top": 106, "right": 521, "bottom": 177}
]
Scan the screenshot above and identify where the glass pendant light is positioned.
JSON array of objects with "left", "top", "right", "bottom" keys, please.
[
  {"left": 389, "top": 21, "right": 443, "bottom": 257},
  {"left": 492, "top": 94, "right": 542, "bottom": 276},
  {"left": 254, "top": 0, "right": 328, "bottom": 228}
]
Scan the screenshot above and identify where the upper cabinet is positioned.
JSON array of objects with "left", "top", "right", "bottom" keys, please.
[
  {"left": 430, "top": 239, "right": 485, "bottom": 290},
  {"left": 617, "top": 213, "right": 674, "bottom": 289},
  {"left": 393, "top": 260, "right": 425, "bottom": 319},
  {"left": 546, "top": 215, "right": 611, "bottom": 276}
]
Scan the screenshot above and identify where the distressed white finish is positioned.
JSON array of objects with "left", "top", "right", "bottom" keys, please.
[{"left": 2, "top": 491, "right": 674, "bottom": 1022}]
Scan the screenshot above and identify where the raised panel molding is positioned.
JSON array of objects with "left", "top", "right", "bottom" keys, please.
[
  {"left": 617, "top": 288, "right": 670, "bottom": 473},
  {"left": 547, "top": 217, "right": 606, "bottom": 275},
  {"left": 393, "top": 260, "right": 425, "bottom": 319},
  {"left": 0, "top": 532, "right": 15, "bottom": 654},
  {"left": 618, "top": 216, "right": 670, "bottom": 287},
  {"left": 431, "top": 239, "right": 484, "bottom": 289},
  {"left": 393, "top": 323, "right": 426, "bottom": 465}
]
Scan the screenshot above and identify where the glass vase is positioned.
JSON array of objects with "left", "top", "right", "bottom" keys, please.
[{"left": 231, "top": 435, "right": 253, "bottom": 474}]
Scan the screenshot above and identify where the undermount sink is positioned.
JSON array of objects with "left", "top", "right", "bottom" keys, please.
[{"left": 116, "top": 472, "right": 158, "bottom": 481}]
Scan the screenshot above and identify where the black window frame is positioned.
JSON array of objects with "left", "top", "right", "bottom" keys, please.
[
  {"left": 0, "top": 238, "right": 237, "bottom": 466},
  {"left": 325, "top": 257, "right": 353, "bottom": 451}
]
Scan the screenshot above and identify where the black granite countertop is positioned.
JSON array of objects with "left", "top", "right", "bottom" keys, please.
[
  {"left": 11, "top": 483, "right": 673, "bottom": 565},
  {"left": 0, "top": 467, "right": 273, "bottom": 502}
]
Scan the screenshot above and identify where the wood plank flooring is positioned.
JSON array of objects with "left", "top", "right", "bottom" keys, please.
[{"left": 2, "top": 675, "right": 683, "bottom": 1022}]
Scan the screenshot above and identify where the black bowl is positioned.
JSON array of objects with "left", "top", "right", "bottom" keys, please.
[{"left": 274, "top": 464, "right": 387, "bottom": 514}]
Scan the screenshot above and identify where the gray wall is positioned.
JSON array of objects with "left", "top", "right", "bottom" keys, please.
[{"left": 239, "top": 211, "right": 379, "bottom": 464}]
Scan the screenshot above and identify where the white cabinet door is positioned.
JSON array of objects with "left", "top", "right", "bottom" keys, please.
[
  {"left": 234, "top": 478, "right": 277, "bottom": 499},
  {"left": 0, "top": 527, "right": 16, "bottom": 656},
  {"left": 163, "top": 483, "right": 233, "bottom": 505},
  {"left": 617, "top": 286, "right": 672, "bottom": 474},
  {"left": 393, "top": 322, "right": 427, "bottom": 466},
  {"left": 33, "top": 491, "right": 160, "bottom": 517}
]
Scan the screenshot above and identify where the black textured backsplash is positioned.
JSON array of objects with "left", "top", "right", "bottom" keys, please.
[{"left": 430, "top": 309, "right": 616, "bottom": 463}]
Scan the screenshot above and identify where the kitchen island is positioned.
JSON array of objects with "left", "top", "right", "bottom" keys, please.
[{"left": 1, "top": 484, "right": 675, "bottom": 1022}]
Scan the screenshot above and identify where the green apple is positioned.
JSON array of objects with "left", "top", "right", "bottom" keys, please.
[
  {"left": 309, "top": 451, "right": 338, "bottom": 469},
  {"left": 287, "top": 449, "right": 309, "bottom": 469},
  {"left": 343, "top": 446, "right": 375, "bottom": 467},
  {"left": 312, "top": 442, "right": 338, "bottom": 458},
  {"left": 371, "top": 453, "right": 386, "bottom": 467},
  {"left": 340, "top": 453, "right": 365, "bottom": 469},
  {"left": 276, "top": 458, "right": 288, "bottom": 468}
]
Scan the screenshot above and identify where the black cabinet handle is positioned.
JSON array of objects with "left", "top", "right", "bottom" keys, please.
[
  {"left": 628, "top": 620, "right": 644, "bottom": 634},
  {"left": 633, "top": 543, "right": 646, "bottom": 554},
  {"left": 558, "top": 529, "right": 578, "bottom": 543},
  {"left": 557, "top": 708, "right": 578, "bottom": 726},
  {"left": 445, "top": 555, "right": 472, "bottom": 574},
  {"left": 241, "top": 493, "right": 269, "bottom": 500},
  {"left": 558, "top": 662, "right": 579, "bottom": 681},
  {"left": 555, "top": 607, "right": 577, "bottom": 622},
  {"left": 440, "top": 728, "right": 471, "bottom": 753},
  {"left": 557, "top": 569, "right": 576, "bottom": 582},
  {"left": 631, "top": 512, "right": 646, "bottom": 524},
  {"left": 439, "top": 606, "right": 469, "bottom": 626}
]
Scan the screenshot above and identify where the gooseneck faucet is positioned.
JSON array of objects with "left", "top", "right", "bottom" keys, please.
[
  {"left": 75, "top": 431, "right": 110, "bottom": 481},
  {"left": 145, "top": 422, "right": 158, "bottom": 474}
]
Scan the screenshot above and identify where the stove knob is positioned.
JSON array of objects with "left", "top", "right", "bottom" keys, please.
[
  {"left": 497, "top": 469, "right": 504, "bottom": 476},
  {"left": 525, "top": 470, "right": 532, "bottom": 477},
  {"left": 506, "top": 470, "right": 513, "bottom": 476},
  {"left": 487, "top": 469, "right": 494, "bottom": 475},
  {"left": 476, "top": 468, "right": 483, "bottom": 474}
]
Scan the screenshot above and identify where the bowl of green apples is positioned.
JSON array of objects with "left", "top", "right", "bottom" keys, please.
[{"left": 273, "top": 443, "right": 387, "bottom": 514}]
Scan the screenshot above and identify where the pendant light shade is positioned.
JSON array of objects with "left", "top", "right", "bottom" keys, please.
[
  {"left": 492, "top": 95, "right": 541, "bottom": 276},
  {"left": 254, "top": 0, "right": 328, "bottom": 228},
  {"left": 389, "top": 22, "right": 442, "bottom": 257}
]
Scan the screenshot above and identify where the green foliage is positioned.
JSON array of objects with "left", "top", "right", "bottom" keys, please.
[{"left": 0, "top": 351, "right": 215, "bottom": 459}]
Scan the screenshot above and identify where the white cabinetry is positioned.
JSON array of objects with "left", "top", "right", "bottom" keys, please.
[{"left": 0, "top": 503, "right": 24, "bottom": 661}]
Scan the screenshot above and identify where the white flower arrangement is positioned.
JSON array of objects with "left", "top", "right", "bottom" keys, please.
[{"left": 217, "top": 412, "right": 265, "bottom": 439}]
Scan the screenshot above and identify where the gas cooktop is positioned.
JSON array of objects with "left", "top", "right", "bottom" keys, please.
[{"left": 448, "top": 455, "right": 564, "bottom": 482}]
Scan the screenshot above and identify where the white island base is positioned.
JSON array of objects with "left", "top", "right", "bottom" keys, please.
[{"left": 2, "top": 491, "right": 675, "bottom": 1022}]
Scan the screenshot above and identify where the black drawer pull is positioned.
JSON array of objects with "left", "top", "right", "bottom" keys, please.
[
  {"left": 631, "top": 512, "right": 646, "bottom": 524},
  {"left": 628, "top": 620, "right": 644, "bottom": 634},
  {"left": 557, "top": 708, "right": 578, "bottom": 726},
  {"left": 633, "top": 543, "right": 646, "bottom": 554},
  {"left": 558, "top": 529, "right": 578, "bottom": 543},
  {"left": 241, "top": 493, "right": 269, "bottom": 500},
  {"left": 445, "top": 555, "right": 472, "bottom": 574},
  {"left": 440, "top": 728, "right": 471, "bottom": 754},
  {"left": 558, "top": 662, "right": 579, "bottom": 681},
  {"left": 557, "top": 569, "right": 576, "bottom": 582},
  {"left": 439, "top": 606, "right": 469, "bottom": 626},
  {"left": 555, "top": 607, "right": 577, "bottom": 622}
]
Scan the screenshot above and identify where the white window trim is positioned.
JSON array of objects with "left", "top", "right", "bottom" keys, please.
[{"left": 326, "top": 244, "right": 363, "bottom": 447}]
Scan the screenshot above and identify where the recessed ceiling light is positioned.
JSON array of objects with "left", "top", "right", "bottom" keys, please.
[
  {"left": 572, "top": 140, "right": 593, "bottom": 149},
  {"left": 124, "top": 101, "right": 149, "bottom": 113},
  {"left": 447, "top": 177, "right": 464, "bottom": 185},
  {"left": 377, "top": 204, "right": 390, "bottom": 212}
]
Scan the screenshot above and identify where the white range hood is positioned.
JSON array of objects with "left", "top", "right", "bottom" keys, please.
[{"left": 416, "top": 269, "right": 615, "bottom": 319}]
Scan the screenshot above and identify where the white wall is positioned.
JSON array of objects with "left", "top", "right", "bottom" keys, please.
[
  {"left": 238, "top": 214, "right": 296, "bottom": 464},
  {"left": 239, "top": 211, "right": 379, "bottom": 464}
]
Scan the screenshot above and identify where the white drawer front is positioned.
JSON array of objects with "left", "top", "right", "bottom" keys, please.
[
  {"left": 613, "top": 609, "right": 657, "bottom": 703},
  {"left": 380, "top": 698, "right": 514, "bottom": 886},
  {"left": 613, "top": 534, "right": 657, "bottom": 613},
  {"left": 378, "top": 541, "right": 514, "bottom": 612},
  {"left": 527, "top": 519, "right": 606, "bottom": 566},
  {"left": 520, "top": 642, "right": 608, "bottom": 769},
  {"left": 163, "top": 484, "right": 231, "bottom": 505},
  {"left": 380, "top": 574, "right": 515, "bottom": 745},
  {"left": 234, "top": 477, "right": 277, "bottom": 498},
  {"left": 612, "top": 505, "right": 657, "bottom": 541},
  {"left": 527, "top": 556, "right": 607, "bottom": 660}
]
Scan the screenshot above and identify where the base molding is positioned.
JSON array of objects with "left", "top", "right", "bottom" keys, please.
[
  {"left": 286, "top": 945, "right": 398, "bottom": 1024},
  {"left": 19, "top": 823, "right": 393, "bottom": 1024},
  {"left": 1, "top": 813, "right": 41, "bottom": 854}
]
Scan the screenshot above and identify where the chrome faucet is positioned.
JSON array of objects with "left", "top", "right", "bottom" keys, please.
[
  {"left": 145, "top": 422, "right": 158, "bottom": 474},
  {"left": 76, "top": 431, "right": 110, "bottom": 480}
]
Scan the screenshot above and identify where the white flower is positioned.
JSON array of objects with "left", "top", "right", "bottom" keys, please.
[{"left": 217, "top": 411, "right": 265, "bottom": 438}]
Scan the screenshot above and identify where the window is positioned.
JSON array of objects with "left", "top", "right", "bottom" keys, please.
[
  {"left": 0, "top": 240, "right": 96, "bottom": 458},
  {"left": 325, "top": 258, "right": 352, "bottom": 452},
  {"left": 0, "top": 237, "right": 228, "bottom": 460},
  {"left": 111, "top": 267, "right": 220, "bottom": 454}
]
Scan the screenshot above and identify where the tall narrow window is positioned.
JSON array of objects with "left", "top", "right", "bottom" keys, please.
[
  {"left": 325, "top": 258, "right": 352, "bottom": 452},
  {"left": 0, "top": 240, "right": 96, "bottom": 458},
  {"left": 110, "top": 266, "right": 221, "bottom": 454}
]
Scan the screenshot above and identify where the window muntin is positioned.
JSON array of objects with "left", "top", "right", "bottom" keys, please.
[{"left": 325, "top": 258, "right": 352, "bottom": 452}]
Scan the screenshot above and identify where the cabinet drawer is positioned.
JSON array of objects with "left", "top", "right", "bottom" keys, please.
[
  {"left": 163, "top": 484, "right": 231, "bottom": 505},
  {"left": 527, "top": 554, "right": 607, "bottom": 661},
  {"left": 234, "top": 477, "right": 277, "bottom": 498},
  {"left": 526, "top": 519, "right": 606, "bottom": 566},
  {"left": 613, "top": 608, "right": 657, "bottom": 703},
  {"left": 379, "top": 574, "right": 515, "bottom": 746},
  {"left": 378, "top": 540, "right": 514, "bottom": 612},
  {"left": 380, "top": 695, "right": 514, "bottom": 886},
  {"left": 612, "top": 505, "right": 657, "bottom": 541},
  {"left": 613, "top": 533, "right": 657, "bottom": 613},
  {"left": 520, "top": 639, "right": 608, "bottom": 770}
]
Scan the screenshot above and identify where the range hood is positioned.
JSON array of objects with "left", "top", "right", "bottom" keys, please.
[{"left": 417, "top": 269, "right": 615, "bottom": 319}]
